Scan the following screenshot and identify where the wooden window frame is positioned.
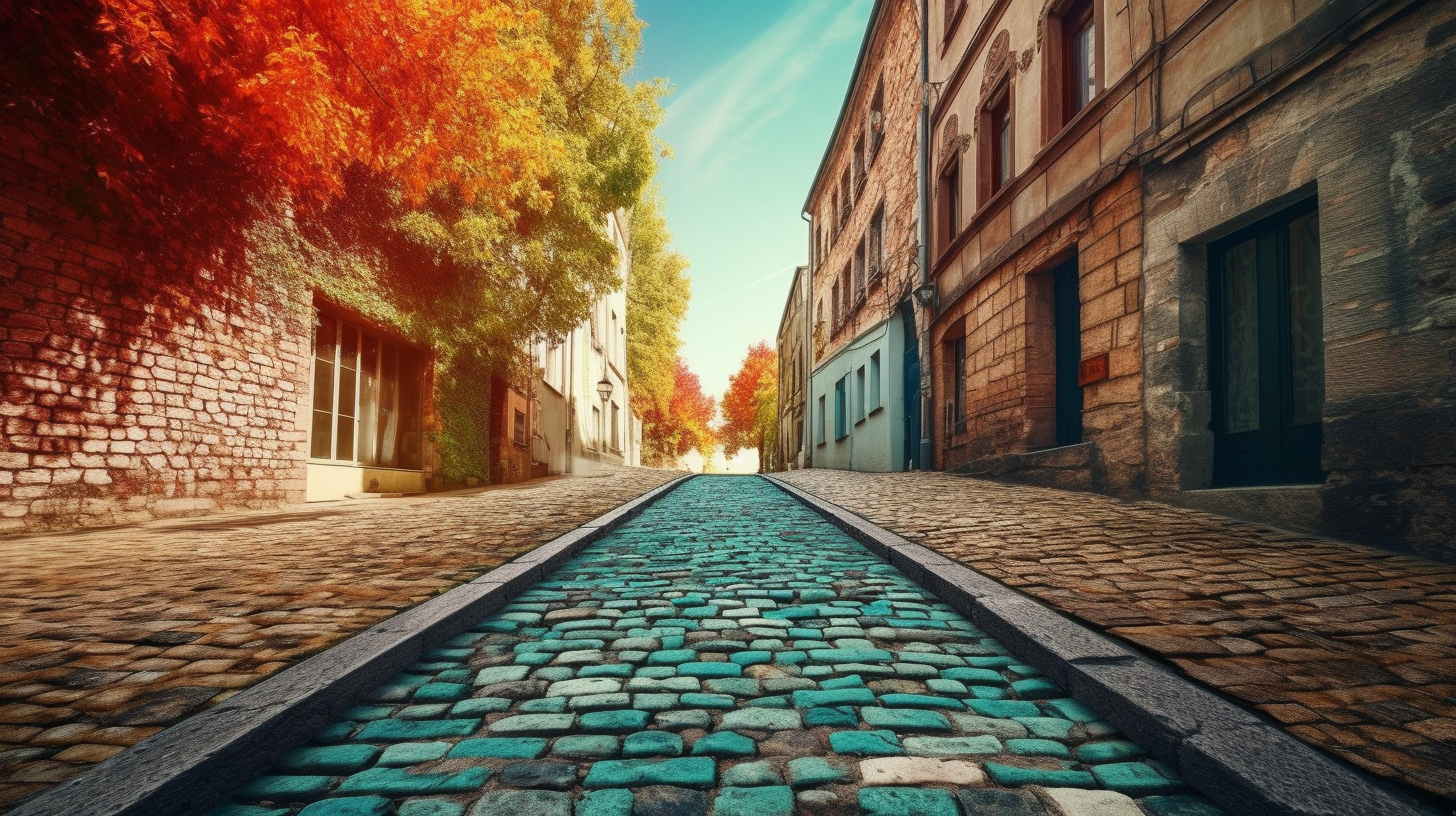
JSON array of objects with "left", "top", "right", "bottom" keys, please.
[
  {"left": 979, "top": 78, "right": 1014, "bottom": 206},
  {"left": 1041, "top": 0, "right": 1103, "bottom": 142},
  {"left": 937, "top": 158, "right": 961, "bottom": 252}
]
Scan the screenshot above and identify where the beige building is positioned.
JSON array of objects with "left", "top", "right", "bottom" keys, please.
[
  {"left": 918, "top": 0, "right": 1456, "bottom": 561},
  {"left": 531, "top": 210, "right": 640, "bottom": 477},
  {"left": 774, "top": 266, "right": 810, "bottom": 471}
]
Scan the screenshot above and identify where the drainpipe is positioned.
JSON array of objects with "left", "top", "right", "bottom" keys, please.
[
  {"left": 801, "top": 210, "right": 814, "bottom": 469},
  {"left": 916, "top": 0, "right": 933, "bottom": 471}
]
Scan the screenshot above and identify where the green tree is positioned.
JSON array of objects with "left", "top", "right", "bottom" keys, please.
[{"left": 626, "top": 187, "right": 692, "bottom": 426}]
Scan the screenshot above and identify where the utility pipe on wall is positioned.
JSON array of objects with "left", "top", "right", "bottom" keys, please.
[{"left": 916, "top": 0, "right": 934, "bottom": 471}]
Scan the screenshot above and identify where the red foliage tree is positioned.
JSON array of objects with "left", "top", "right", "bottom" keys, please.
[
  {"left": 640, "top": 357, "right": 717, "bottom": 467},
  {"left": 719, "top": 341, "right": 778, "bottom": 469},
  {"left": 1, "top": 0, "right": 564, "bottom": 274}
]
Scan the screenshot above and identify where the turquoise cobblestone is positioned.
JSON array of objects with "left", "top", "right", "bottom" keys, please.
[{"left": 212, "top": 476, "right": 1220, "bottom": 816}]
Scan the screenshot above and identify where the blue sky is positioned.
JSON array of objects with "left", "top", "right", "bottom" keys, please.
[{"left": 630, "top": 0, "right": 875, "bottom": 402}]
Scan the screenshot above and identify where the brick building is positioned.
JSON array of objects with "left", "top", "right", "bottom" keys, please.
[
  {"left": 801, "top": 0, "right": 926, "bottom": 473},
  {"left": 0, "top": 103, "right": 638, "bottom": 531},
  {"left": 921, "top": 0, "right": 1456, "bottom": 557}
]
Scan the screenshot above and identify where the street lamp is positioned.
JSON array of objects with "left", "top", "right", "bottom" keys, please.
[
  {"left": 912, "top": 282, "right": 938, "bottom": 308},
  {"left": 596, "top": 376, "right": 614, "bottom": 404}
]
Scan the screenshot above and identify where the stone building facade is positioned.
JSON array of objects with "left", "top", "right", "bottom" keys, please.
[
  {"left": 918, "top": 0, "right": 1456, "bottom": 557},
  {"left": 802, "top": 0, "right": 926, "bottom": 473},
  {"left": 774, "top": 265, "right": 810, "bottom": 471}
]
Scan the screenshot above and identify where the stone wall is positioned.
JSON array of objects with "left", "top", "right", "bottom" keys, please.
[
  {"left": 1141, "top": 3, "right": 1456, "bottom": 559},
  {"left": 0, "top": 113, "right": 312, "bottom": 535},
  {"left": 934, "top": 168, "right": 1144, "bottom": 494}
]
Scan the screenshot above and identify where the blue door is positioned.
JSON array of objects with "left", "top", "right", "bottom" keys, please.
[{"left": 900, "top": 300, "right": 921, "bottom": 470}]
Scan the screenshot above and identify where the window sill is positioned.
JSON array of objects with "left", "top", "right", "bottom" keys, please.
[{"left": 868, "top": 405, "right": 884, "bottom": 417}]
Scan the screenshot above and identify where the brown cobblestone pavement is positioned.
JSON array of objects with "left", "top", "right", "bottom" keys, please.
[
  {"left": 0, "top": 466, "right": 679, "bottom": 810},
  {"left": 776, "top": 469, "right": 1456, "bottom": 806}
]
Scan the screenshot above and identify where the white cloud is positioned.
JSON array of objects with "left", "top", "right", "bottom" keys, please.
[{"left": 661, "top": 0, "right": 872, "bottom": 183}]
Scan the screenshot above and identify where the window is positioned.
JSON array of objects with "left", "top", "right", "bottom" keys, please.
[
  {"left": 817, "top": 395, "right": 826, "bottom": 444},
  {"left": 853, "top": 239, "right": 866, "bottom": 304},
  {"left": 831, "top": 279, "right": 843, "bottom": 329},
  {"left": 951, "top": 335, "right": 967, "bottom": 435},
  {"left": 944, "top": 0, "right": 964, "bottom": 39},
  {"left": 869, "top": 80, "right": 885, "bottom": 158},
  {"left": 831, "top": 191, "right": 841, "bottom": 240},
  {"left": 840, "top": 167, "right": 852, "bottom": 222},
  {"left": 855, "top": 366, "right": 866, "bottom": 422},
  {"left": 840, "top": 266, "right": 852, "bottom": 324},
  {"left": 869, "top": 205, "right": 885, "bottom": 284},
  {"left": 853, "top": 130, "right": 866, "bottom": 189},
  {"left": 869, "top": 351, "right": 882, "bottom": 411},
  {"left": 611, "top": 401, "right": 621, "bottom": 450},
  {"left": 591, "top": 405, "right": 601, "bottom": 448},
  {"left": 938, "top": 159, "right": 961, "bottom": 250},
  {"left": 513, "top": 408, "right": 527, "bottom": 447},
  {"left": 986, "top": 83, "right": 1013, "bottom": 199},
  {"left": 311, "top": 311, "right": 424, "bottom": 469},
  {"left": 1208, "top": 199, "right": 1324, "bottom": 486},
  {"left": 834, "top": 377, "right": 848, "bottom": 440},
  {"left": 1064, "top": 0, "right": 1096, "bottom": 121}
]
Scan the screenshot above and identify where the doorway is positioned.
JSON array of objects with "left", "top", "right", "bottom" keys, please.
[{"left": 1208, "top": 198, "right": 1324, "bottom": 486}]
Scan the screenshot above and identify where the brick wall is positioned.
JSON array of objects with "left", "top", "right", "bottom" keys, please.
[
  {"left": 0, "top": 114, "right": 312, "bottom": 535},
  {"left": 934, "top": 167, "right": 1144, "bottom": 492}
]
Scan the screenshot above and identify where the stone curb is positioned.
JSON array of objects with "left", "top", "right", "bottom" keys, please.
[
  {"left": 763, "top": 474, "right": 1441, "bottom": 816},
  {"left": 9, "top": 475, "right": 694, "bottom": 816}
]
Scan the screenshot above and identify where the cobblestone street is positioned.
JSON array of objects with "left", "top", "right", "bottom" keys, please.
[
  {"left": 776, "top": 470, "right": 1456, "bottom": 804},
  {"left": 204, "top": 475, "right": 1221, "bottom": 816},
  {"left": 0, "top": 467, "right": 679, "bottom": 810}
]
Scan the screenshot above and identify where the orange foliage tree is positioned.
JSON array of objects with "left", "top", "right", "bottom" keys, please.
[
  {"left": 640, "top": 357, "right": 717, "bottom": 467},
  {"left": 0, "top": 0, "right": 580, "bottom": 273},
  {"left": 719, "top": 341, "right": 778, "bottom": 470}
]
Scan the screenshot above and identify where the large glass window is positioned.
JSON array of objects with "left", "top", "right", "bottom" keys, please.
[{"left": 310, "top": 310, "right": 424, "bottom": 469}]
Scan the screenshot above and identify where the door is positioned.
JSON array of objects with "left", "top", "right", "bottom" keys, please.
[
  {"left": 1052, "top": 256, "right": 1083, "bottom": 446},
  {"left": 900, "top": 299, "right": 921, "bottom": 470},
  {"left": 1208, "top": 199, "right": 1324, "bottom": 486}
]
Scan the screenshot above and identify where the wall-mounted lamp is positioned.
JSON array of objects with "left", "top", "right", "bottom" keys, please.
[
  {"left": 596, "top": 376, "right": 614, "bottom": 403},
  {"left": 913, "top": 282, "right": 938, "bottom": 308}
]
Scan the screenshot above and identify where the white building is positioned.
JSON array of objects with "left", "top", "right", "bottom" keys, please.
[{"left": 531, "top": 210, "right": 641, "bottom": 475}]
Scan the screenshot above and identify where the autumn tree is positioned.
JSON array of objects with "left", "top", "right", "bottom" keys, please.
[
  {"left": 639, "top": 357, "right": 717, "bottom": 467},
  {"left": 3, "top": 0, "right": 666, "bottom": 484},
  {"left": 720, "top": 341, "right": 779, "bottom": 471},
  {"left": 626, "top": 186, "right": 692, "bottom": 450}
]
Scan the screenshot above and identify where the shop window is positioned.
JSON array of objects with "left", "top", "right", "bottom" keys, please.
[{"left": 311, "top": 310, "right": 424, "bottom": 469}]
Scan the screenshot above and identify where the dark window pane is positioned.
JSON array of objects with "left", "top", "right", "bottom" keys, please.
[
  {"left": 311, "top": 410, "right": 332, "bottom": 458},
  {"left": 1222, "top": 240, "right": 1260, "bottom": 433},
  {"left": 312, "top": 355, "right": 334, "bottom": 413},
  {"left": 315, "top": 315, "right": 336, "bottom": 362},
  {"left": 1288, "top": 212, "right": 1323, "bottom": 426}
]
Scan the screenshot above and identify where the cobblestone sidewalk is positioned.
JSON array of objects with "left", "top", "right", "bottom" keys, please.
[
  {"left": 205, "top": 475, "right": 1221, "bottom": 816},
  {"left": 776, "top": 469, "right": 1456, "bottom": 805},
  {"left": 0, "top": 467, "right": 680, "bottom": 811}
]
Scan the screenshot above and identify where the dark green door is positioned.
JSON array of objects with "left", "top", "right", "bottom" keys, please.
[
  {"left": 1053, "top": 256, "right": 1083, "bottom": 446},
  {"left": 900, "top": 299, "right": 921, "bottom": 470},
  {"left": 1208, "top": 199, "right": 1324, "bottom": 486}
]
